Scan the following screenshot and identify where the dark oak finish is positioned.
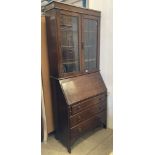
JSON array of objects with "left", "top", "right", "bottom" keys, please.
[
  {"left": 70, "top": 112, "right": 106, "bottom": 144},
  {"left": 70, "top": 102, "right": 106, "bottom": 127},
  {"left": 45, "top": 2, "right": 107, "bottom": 153},
  {"left": 50, "top": 73, "right": 107, "bottom": 153},
  {"left": 45, "top": 1, "right": 100, "bottom": 16},
  {"left": 70, "top": 94, "right": 106, "bottom": 115},
  {"left": 46, "top": 9, "right": 60, "bottom": 77},
  {"left": 59, "top": 72, "right": 106, "bottom": 104},
  {"left": 45, "top": 1, "right": 101, "bottom": 78},
  {"left": 81, "top": 15, "right": 100, "bottom": 73}
]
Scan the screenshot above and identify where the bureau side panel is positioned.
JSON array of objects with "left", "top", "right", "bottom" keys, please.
[{"left": 51, "top": 78, "right": 69, "bottom": 147}]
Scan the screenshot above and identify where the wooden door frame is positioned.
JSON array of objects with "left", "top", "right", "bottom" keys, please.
[
  {"left": 81, "top": 15, "right": 100, "bottom": 73},
  {"left": 57, "top": 10, "right": 82, "bottom": 77}
]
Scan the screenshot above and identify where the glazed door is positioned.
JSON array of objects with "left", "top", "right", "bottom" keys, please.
[
  {"left": 82, "top": 15, "right": 100, "bottom": 73},
  {"left": 58, "top": 11, "right": 81, "bottom": 77}
]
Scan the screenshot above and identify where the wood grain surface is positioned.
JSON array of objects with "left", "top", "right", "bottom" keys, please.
[{"left": 41, "top": 16, "right": 54, "bottom": 133}]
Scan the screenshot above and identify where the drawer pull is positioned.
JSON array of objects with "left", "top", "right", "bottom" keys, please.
[
  {"left": 99, "top": 98, "right": 103, "bottom": 101},
  {"left": 78, "top": 106, "right": 81, "bottom": 109}
]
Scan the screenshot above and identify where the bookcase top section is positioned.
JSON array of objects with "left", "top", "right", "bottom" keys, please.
[
  {"left": 59, "top": 72, "right": 106, "bottom": 105},
  {"left": 44, "top": 1, "right": 101, "bottom": 17}
]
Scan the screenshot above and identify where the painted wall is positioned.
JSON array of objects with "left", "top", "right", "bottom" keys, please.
[
  {"left": 89, "top": 0, "right": 113, "bottom": 129},
  {"left": 53, "top": 0, "right": 87, "bottom": 7},
  {"left": 62, "top": 0, "right": 83, "bottom": 7}
]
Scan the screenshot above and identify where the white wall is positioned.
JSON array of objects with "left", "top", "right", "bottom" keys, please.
[
  {"left": 63, "top": 0, "right": 83, "bottom": 7},
  {"left": 89, "top": 0, "right": 113, "bottom": 129}
]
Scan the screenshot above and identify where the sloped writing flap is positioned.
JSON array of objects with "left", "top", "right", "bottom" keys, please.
[{"left": 59, "top": 72, "right": 107, "bottom": 105}]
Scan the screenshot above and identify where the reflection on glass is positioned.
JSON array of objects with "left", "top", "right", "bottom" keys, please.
[
  {"left": 84, "top": 19, "right": 97, "bottom": 71},
  {"left": 60, "top": 15, "right": 80, "bottom": 73}
]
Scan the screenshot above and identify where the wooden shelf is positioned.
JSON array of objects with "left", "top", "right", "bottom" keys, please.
[
  {"left": 84, "top": 59, "right": 96, "bottom": 62},
  {"left": 61, "top": 45, "right": 76, "bottom": 48},
  {"left": 63, "top": 61, "right": 79, "bottom": 65},
  {"left": 60, "top": 24, "right": 72, "bottom": 27},
  {"left": 61, "top": 29, "right": 77, "bottom": 32},
  {"left": 60, "top": 25, "right": 72, "bottom": 30},
  {"left": 84, "top": 31, "right": 97, "bottom": 33},
  {"left": 84, "top": 45, "right": 96, "bottom": 47}
]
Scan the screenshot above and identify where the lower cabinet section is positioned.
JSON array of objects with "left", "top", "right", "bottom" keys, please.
[
  {"left": 51, "top": 72, "right": 107, "bottom": 153},
  {"left": 70, "top": 111, "right": 106, "bottom": 145},
  {"left": 70, "top": 101, "right": 106, "bottom": 127}
]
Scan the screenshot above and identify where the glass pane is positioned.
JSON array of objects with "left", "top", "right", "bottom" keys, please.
[
  {"left": 60, "top": 15, "right": 80, "bottom": 73},
  {"left": 83, "top": 19, "right": 97, "bottom": 71}
]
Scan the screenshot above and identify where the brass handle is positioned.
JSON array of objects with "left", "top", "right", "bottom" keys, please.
[
  {"left": 78, "top": 106, "right": 81, "bottom": 109},
  {"left": 99, "top": 97, "right": 103, "bottom": 101}
]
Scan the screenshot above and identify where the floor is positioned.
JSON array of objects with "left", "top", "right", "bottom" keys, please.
[{"left": 41, "top": 128, "right": 113, "bottom": 155}]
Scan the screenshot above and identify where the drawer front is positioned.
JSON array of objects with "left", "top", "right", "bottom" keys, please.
[
  {"left": 70, "top": 102, "right": 106, "bottom": 127},
  {"left": 70, "top": 112, "right": 105, "bottom": 144},
  {"left": 71, "top": 93, "right": 106, "bottom": 115}
]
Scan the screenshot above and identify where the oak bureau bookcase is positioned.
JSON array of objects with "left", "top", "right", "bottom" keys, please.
[{"left": 44, "top": 1, "right": 107, "bottom": 153}]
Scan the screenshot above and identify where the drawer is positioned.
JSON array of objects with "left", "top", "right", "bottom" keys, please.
[
  {"left": 70, "top": 102, "right": 106, "bottom": 127},
  {"left": 70, "top": 112, "right": 106, "bottom": 144},
  {"left": 71, "top": 93, "right": 106, "bottom": 115}
]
